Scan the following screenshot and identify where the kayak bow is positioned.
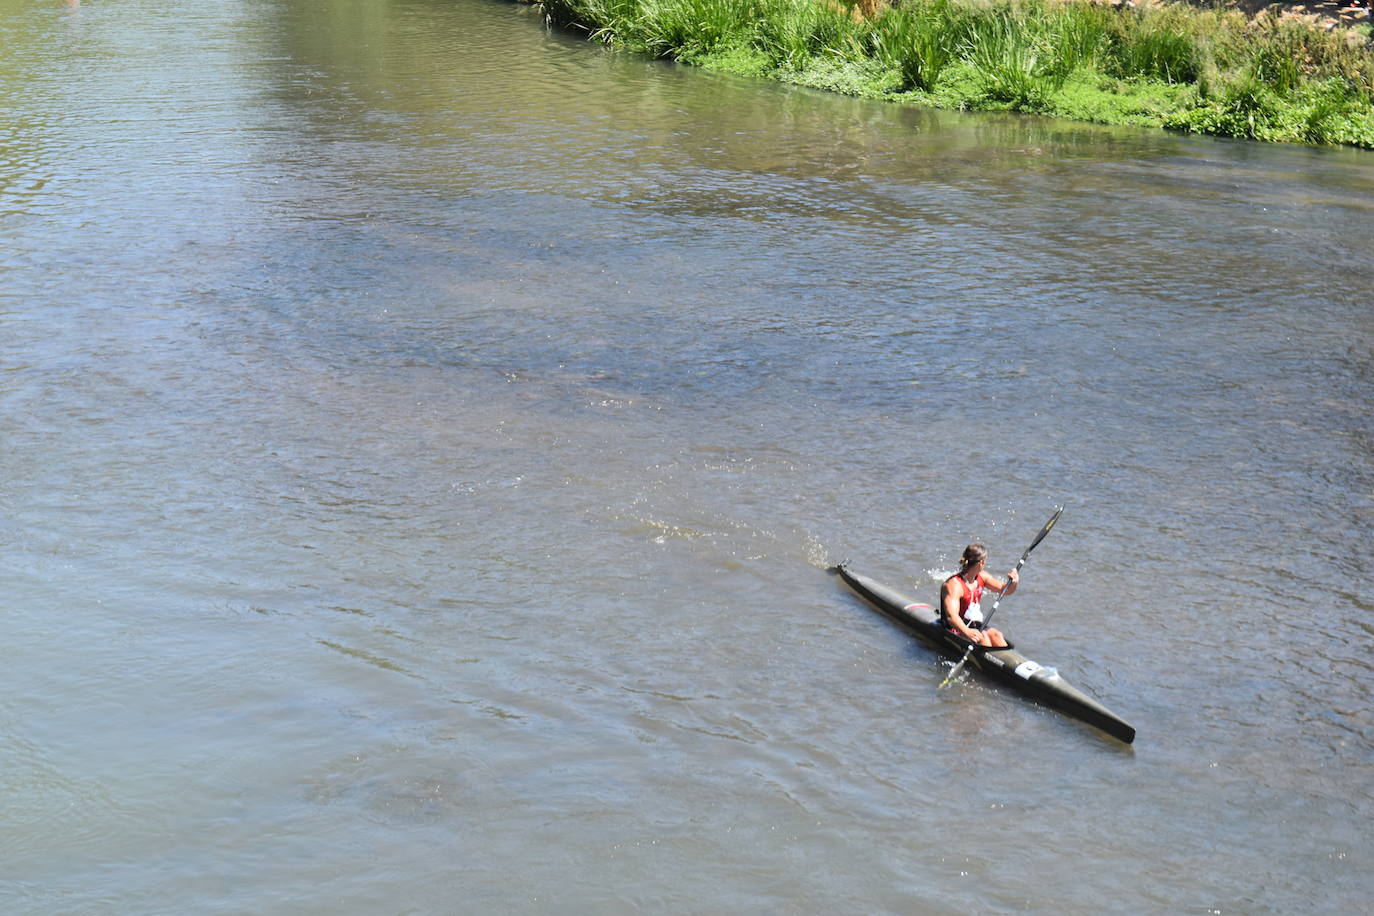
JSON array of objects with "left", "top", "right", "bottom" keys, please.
[{"left": 833, "top": 564, "right": 1135, "bottom": 744}]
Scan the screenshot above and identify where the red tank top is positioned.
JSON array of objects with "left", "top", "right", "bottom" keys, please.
[{"left": 945, "top": 573, "right": 985, "bottom": 624}]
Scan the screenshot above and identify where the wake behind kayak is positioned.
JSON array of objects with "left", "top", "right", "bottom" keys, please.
[{"left": 832, "top": 564, "right": 1136, "bottom": 744}]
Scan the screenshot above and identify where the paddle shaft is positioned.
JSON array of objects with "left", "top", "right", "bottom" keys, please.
[{"left": 938, "top": 507, "right": 1063, "bottom": 688}]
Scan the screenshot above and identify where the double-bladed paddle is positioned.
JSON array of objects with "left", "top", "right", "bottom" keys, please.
[{"left": 937, "top": 506, "right": 1064, "bottom": 689}]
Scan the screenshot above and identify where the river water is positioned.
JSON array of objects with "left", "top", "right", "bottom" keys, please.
[{"left": 2, "top": 0, "right": 1372, "bottom": 912}]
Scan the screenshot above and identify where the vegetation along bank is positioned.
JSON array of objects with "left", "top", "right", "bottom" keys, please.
[{"left": 534, "top": 0, "right": 1374, "bottom": 148}]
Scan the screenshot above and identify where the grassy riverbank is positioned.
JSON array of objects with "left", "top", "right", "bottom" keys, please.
[{"left": 536, "top": 0, "right": 1374, "bottom": 147}]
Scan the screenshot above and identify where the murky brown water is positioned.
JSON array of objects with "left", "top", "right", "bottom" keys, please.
[{"left": 3, "top": 0, "right": 1372, "bottom": 912}]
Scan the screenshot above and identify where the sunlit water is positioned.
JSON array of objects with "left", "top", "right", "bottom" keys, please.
[{"left": 2, "top": 0, "right": 1371, "bottom": 912}]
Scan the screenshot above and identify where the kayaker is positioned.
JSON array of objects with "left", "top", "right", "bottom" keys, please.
[{"left": 940, "top": 543, "right": 1018, "bottom": 648}]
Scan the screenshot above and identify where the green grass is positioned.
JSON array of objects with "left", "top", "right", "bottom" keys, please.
[
  {"left": 870, "top": 0, "right": 958, "bottom": 91},
  {"left": 537, "top": 0, "right": 1374, "bottom": 148}
]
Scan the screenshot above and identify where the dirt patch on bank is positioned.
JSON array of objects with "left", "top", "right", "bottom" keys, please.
[{"left": 1208, "top": 0, "right": 1370, "bottom": 31}]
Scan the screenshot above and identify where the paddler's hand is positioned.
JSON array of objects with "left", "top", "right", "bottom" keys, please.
[{"left": 1005, "top": 569, "right": 1019, "bottom": 592}]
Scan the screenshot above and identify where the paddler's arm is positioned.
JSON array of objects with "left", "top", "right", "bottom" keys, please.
[
  {"left": 940, "top": 580, "right": 985, "bottom": 644},
  {"left": 981, "top": 569, "right": 1019, "bottom": 596}
]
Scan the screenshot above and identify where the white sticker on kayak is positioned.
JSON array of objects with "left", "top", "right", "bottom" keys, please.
[{"left": 1014, "top": 661, "right": 1043, "bottom": 680}]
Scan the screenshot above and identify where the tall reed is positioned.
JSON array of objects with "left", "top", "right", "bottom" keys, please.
[
  {"left": 870, "top": 0, "right": 958, "bottom": 92},
  {"left": 1051, "top": 1, "right": 1114, "bottom": 74},
  {"left": 747, "top": 0, "right": 869, "bottom": 68},
  {"left": 634, "top": 0, "right": 756, "bottom": 58},
  {"left": 963, "top": 4, "right": 1069, "bottom": 109},
  {"left": 1107, "top": 13, "right": 1204, "bottom": 84}
]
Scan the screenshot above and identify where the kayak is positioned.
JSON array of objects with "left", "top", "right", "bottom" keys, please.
[{"left": 832, "top": 564, "right": 1136, "bottom": 744}]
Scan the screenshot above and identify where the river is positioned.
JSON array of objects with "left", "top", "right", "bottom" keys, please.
[{"left": 2, "top": 0, "right": 1372, "bottom": 912}]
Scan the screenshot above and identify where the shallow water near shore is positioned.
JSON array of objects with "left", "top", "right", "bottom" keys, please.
[{"left": 2, "top": 0, "right": 1372, "bottom": 912}]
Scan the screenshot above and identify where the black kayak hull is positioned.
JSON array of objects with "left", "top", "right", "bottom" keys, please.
[{"left": 834, "top": 564, "right": 1136, "bottom": 744}]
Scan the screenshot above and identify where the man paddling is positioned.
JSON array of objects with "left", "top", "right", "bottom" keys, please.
[{"left": 940, "top": 543, "right": 1018, "bottom": 648}]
